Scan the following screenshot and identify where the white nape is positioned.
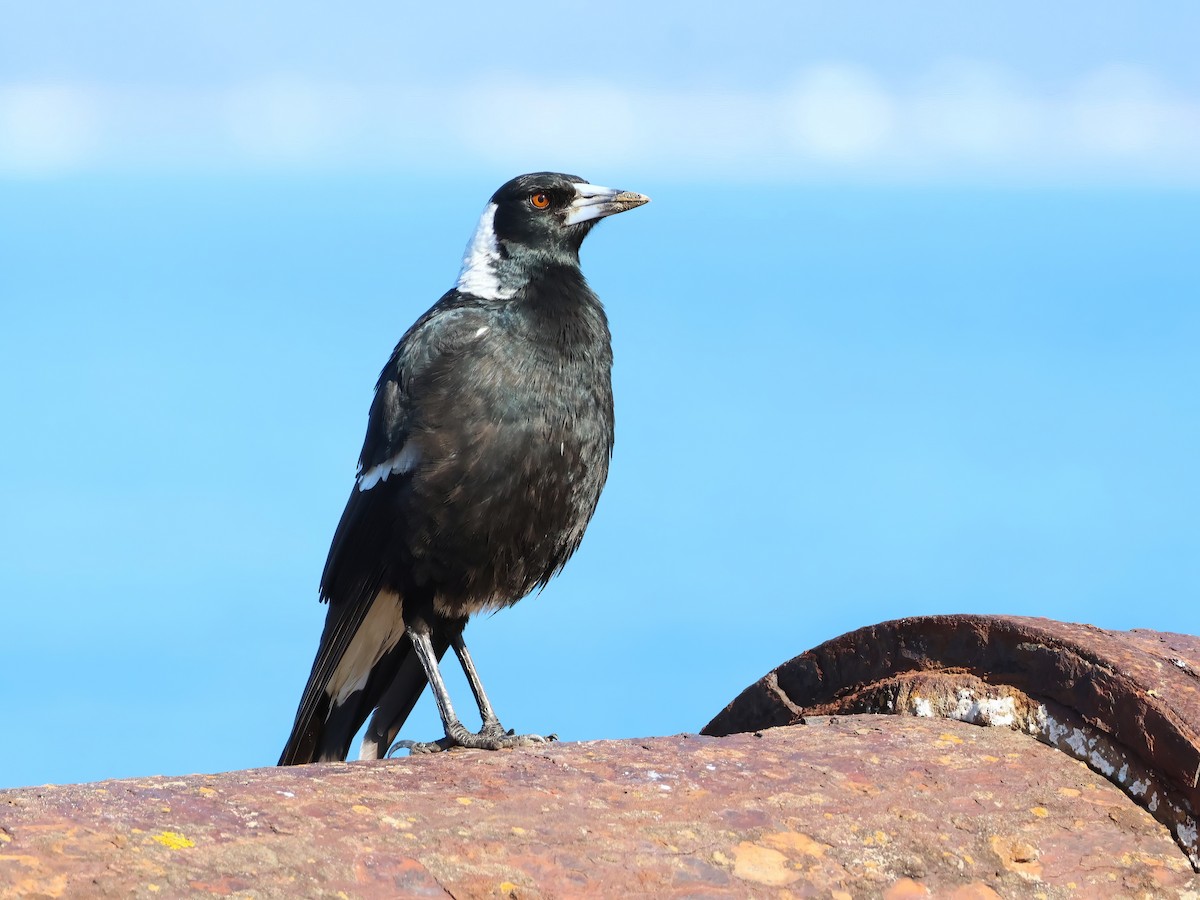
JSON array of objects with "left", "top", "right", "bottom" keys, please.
[
  {"left": 455, "top": 203, "right": 516, "bottom": 301},
  {"left": 357, "top": 442, "right": 421, "bottom": 491}
]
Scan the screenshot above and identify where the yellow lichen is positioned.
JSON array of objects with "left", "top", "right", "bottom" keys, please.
[{"left": 151, "top": 831, "right": 195, "bottom": 850}]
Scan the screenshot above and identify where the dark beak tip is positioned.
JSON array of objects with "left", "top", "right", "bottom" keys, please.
[{"left": 612, "top": 191, "right": 650, "bottom": 212}]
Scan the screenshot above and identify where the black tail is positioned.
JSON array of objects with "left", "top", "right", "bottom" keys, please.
[
  {"left": 278, "top": 691, "right": 331, "bottom": 766},
  {"left": 278, "top": 629, "right": 453, "bottom": 765}
]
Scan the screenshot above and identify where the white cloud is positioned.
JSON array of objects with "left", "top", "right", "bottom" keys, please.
[
  {"left": 1069, "top": 65, "right": 1200, "bottom": 159},
  {"left": 784, "top": 65, "right": 896, "bottom": 160},
  {"left": 223, "top": 78, "right": 366, "bottom": 164},
  {"left": 2, "top": 63, "right": 1199, "bottom": 184},
  {"left": 910, "top": 61, "right": 1044, "bottom": 159},
  {"left": 453, "top": 77, "right": 639, "bottom": 170},
  {"left": 0, "top": 85, "right": 103, "bottom": 174}
]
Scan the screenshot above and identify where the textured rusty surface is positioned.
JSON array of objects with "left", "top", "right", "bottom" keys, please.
[
  {"left": 2, "top": 720, "right": 1198, "bottom": 898},
  {"left": 703, "top": 617, "right": 1200, "bottom": 797},
  {"left": 703, "top": 614, "right": 1200, "bottom": 870}
]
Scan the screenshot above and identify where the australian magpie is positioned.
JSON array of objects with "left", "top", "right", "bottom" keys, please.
[{"left": 279, "top": 172, "right": 649, "bottom": 764}]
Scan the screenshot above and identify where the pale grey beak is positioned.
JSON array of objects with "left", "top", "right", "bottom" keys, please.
[{"left": 565, "top": 182, "right": 650, "bottom": 226}]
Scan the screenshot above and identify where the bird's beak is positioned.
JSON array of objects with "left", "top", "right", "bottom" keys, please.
[{"left": 565, "top": 183, "right": 650, "bottom": 226}]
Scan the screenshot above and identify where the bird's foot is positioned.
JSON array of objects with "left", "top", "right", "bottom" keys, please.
[{"left": 388, "top": 722, "right": 557, "bottom": 756}]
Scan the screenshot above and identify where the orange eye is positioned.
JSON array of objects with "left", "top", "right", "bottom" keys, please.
[{"left": 530, "top": 192, "right": 550, "bottom": 209}]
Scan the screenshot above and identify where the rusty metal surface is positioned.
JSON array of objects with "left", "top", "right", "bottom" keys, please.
[
  {"left": 703, "top": 616, "right": 1200, "bottom": 796},
  {"left": 702, "top": 614, "right": 1200, "bottom": 870},
  {"left": 2, "top": 720, "right": 1198, "bottom": 899}
]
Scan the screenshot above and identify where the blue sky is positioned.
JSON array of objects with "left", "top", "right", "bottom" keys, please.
[{"left": 1, "top": 4, "right": 1198, "bottom": 788}]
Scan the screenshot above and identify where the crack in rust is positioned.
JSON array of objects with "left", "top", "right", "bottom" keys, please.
[
  {"left": 1168, "top": 657, "right": 1199, "bottom": 679},
  {"left": 764, "top": 672, "right": 805, "bottom": 720}
]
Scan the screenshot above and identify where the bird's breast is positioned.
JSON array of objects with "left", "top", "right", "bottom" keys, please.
[{"left": 402, "top": 332, "right": 614, "bottom": 616}]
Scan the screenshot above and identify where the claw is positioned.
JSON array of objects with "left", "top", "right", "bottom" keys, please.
[
  {"left": 388, "top": 737, "right": 455, "bottom": 756},
  {"left": 386, "top": 727, "right": 557, "bottom": 757}
]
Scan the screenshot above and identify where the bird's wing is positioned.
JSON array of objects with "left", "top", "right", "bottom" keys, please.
[{"left": 280, "top": 296, "right": 493, "bottom": 764}]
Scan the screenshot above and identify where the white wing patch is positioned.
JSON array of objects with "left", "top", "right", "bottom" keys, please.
[
  {"left": 326, "top": 590, "right": 407, "bottom": 706},
  {"left": 455, "top": 202, "right": 516, "bottom": 301},
  {"left": 357, "top": 442, "right": 420, "bottom": 491}
]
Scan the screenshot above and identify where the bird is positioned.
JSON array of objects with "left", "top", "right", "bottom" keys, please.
[{"left": 279, "top": 172, "right": 649, "bottom": 764}]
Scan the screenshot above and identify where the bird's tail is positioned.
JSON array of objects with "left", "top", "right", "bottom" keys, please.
[
  {"left": 278, "top": 630, "right": 452, "bottom": 765},
  {"left": 357, "top": 632, "right": 450, "bottom": 759},
  {"left": 278, "top": 692, "right": 332, "bottom": 766}
]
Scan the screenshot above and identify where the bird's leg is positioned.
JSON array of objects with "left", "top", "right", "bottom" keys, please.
[
  {"left": 388, "top": 623, "right": 554, "bottom": 755},
  {"left": 450, "top": 630, "right": 505, "bottom": 738}
]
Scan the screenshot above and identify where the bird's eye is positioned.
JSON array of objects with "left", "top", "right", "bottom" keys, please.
[{"left": 530, "top": 192, "right": 550, "bottom": 209}]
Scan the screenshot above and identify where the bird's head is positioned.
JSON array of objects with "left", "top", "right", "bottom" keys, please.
[{"left": 456, "top": 172, "right": 649, "bottom": 301}]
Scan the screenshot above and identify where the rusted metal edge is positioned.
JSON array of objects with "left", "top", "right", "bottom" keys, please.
[{"left": 702, "top": 614, "right": 1200, "bottom": 869}]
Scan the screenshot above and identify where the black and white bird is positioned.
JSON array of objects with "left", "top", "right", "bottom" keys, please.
[{"left": 279, "top": 173, "right": 649, "bottom": 764}]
